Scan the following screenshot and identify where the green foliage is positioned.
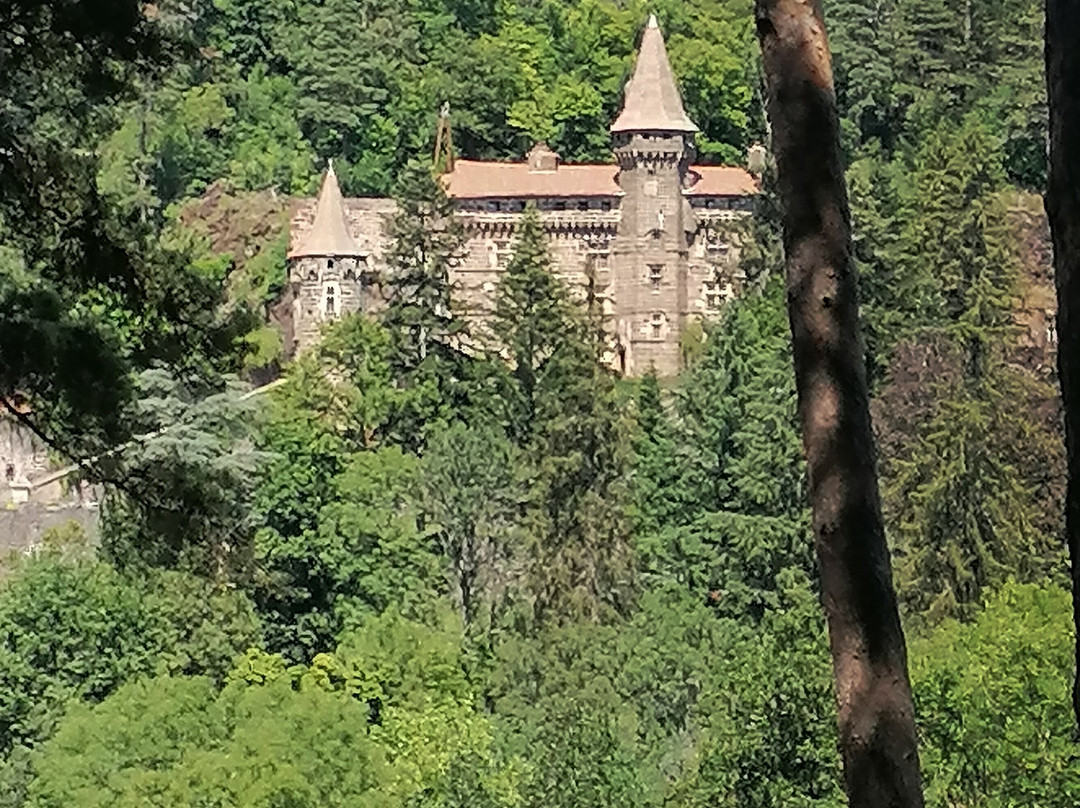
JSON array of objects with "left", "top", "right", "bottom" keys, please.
[
  {"left": 885, "top": 353, "right": 1063, "bottom": 622},
  {"left": 421, "top": 422, "right": 522, "bottom": 627},
  {"left": 492, "top": 205, "right": 576, "bottom": 444},
  {"left": 911, "top": 583, "right": 1080, "bottom": 806},
  {"left": 252, "top": 318, "right": 444, "bottom": 659},
  {"left": 26, "top": 675, "right": 390, "bottom": 808},
  {"left": 26, "top": 611, "right": 522, "bottom": 808},
  {"left": 100, "top": 368, "right": 268, "bottom": 578},
  {"left": 672, "top": 582, "right": 843, "bottom": 808},
  {"left": 2, "top": 2, "right": 1071, "bottom": 806},
  {"left": 0, "top": 548, "right": 259, "bottom": 756},
  {"left": 492, "top": 207, "right": 635, "bottom": 622},
  {"left": 381, "top": 162, "right": 479, "bottom": 450},
  {"left": 675, "top": 278, "right": 806, "bottom": 523},
  {"left": 828, "top": 0, "right": 1046, "bottom": 186}
]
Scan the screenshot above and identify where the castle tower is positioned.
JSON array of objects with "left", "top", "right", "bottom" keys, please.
[
  {"left": 287, "top": 162, "right": 367, "bottom": 353},
  {"left": 610, "top": 14, "right": 698, "bottom": 377}
]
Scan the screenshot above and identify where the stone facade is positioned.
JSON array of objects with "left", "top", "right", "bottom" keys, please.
[
  {"left": 0, "top": 415, "right": 50, "bottom": 502},
  {"left": 283, "top": 16, "right": 757, "bottom": 377}
]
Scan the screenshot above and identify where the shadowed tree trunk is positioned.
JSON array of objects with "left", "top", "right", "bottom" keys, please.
[
  {"left": 753, "top": 2, "right": 924, "bottom": 805},
  {"left": 1046, "top": 0, "right": 1080, "bottom": 730}
]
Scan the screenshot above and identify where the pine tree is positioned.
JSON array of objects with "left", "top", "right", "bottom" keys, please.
[
  {"left": 884, "top": 351, "right": 1063, "bottom": 622},
  {"left": 879, "top": 119, "right": 1063, "bottom": 622},
  {"left": 847, "top": 150, "right": 907, "bottom": 386},
  {"left": 827, "top": 0, "right": 901, "bottom": 153},
  {"left": 899, "top": 119, "right": 1018, "bottom": 375},
  {"left": 491, "top": 205, "right": 634, "bottom": 623},
  {"left": 491, "top": 204, "right": 574, "bottom": 445},
  {"left": 380, "top": 160, "right": 471, "bottom": 448},
  {"left": 677, "top": 279, "right": 806, "bottom": 522},
  {"left": 630, "top": 369, "right": 691, "bottom": 535}
]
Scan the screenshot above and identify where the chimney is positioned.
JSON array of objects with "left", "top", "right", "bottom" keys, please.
[
  {"left": 527, "top": 142, "right": 559, "bottom": 172},
  {"left": 747, "top": 143, "right": 768, "bottom": 175}
]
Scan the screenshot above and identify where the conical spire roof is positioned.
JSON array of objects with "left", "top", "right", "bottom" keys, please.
[
  {"left": 611, "top": 14, "right": 698, "bottom": 134},
  {"left": 288, "top": 162, "right": 362, "bottom": 258}
]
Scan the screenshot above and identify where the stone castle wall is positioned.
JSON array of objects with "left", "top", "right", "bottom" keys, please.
[{"left": 286, "top": 197, "right": 750, "bottom": 374}]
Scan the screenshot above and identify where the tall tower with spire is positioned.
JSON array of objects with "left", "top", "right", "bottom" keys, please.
[
  {"left": 610, "top": 14, "right": 699, "bottom": 376},
  {"left": 287, "top": 162, "right": 369, "bottom": 353}
]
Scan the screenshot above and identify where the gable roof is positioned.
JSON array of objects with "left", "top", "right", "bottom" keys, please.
[
  {"left": 443, "top": 161, "right": 621, "bottom": 198},
  {"left": 685, "top": 166, "right": 759, "bottom": 197},
  {"left": 288, "top": 162, "right": 363, "bottom": 258},
  {"left": 611, "top": 15, "right": 698, "bottom": 134},
  {"left": 441, "top": 160, "right": 757, "bottom": 199}
]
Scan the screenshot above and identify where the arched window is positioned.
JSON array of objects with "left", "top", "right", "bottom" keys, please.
[
  {"left": 327, "top": 259, "right": 335, "bottom": 271},
  {"left": 324, "top": 284, "right": 337, "bottom": 317}
]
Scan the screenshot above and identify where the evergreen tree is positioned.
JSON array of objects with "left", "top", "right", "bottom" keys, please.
[
  {"left": 630, "top": 370, "right": 694, "bottom": 535},
  {"left": 883, "top": 348, "right": 1063, "bottom": 622},
  {"left": 900, "top": 119, "right": 1018, "bottom": 374},
  {"left": 878, "top": 120, "right": 1062, "bottom": 621},
  {"left": 847, "top": 150, "right": 907, "bottom": 386},
  {"left": 491, "top": 205, "right": 634, "bottom": 623},
  {"left": 381, "top": 161, "right": 472, "bottom": 449},
  {"left": 828, "top": 0, "right": 901, "bottom": 153},
  {"left": 99, "top": 368, "right": 267, "bottom": 580},
  {"left": 677, "top": 278, "right": 806, "bottom": 523},
  {"left": 491, "top": 205, "right": 575, "bottom": 444}
]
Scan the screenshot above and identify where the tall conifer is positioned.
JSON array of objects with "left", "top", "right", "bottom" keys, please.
[{"left": 492, "top": 204, "right": 633, "bottom": 622}]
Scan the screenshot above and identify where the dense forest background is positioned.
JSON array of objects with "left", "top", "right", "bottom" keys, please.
[{"left": 0, "top": 0, "right": 1076, "bottom": 805}]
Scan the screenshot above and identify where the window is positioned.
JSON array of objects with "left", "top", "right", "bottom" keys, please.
[
  {"left": 704, "top": 278, "right": 721, "bottom": 312},
  {"left": 706, "top": 232, "right": 730, "bottom": 255},
  {"left": 327, "top": 259, "right": 335, "bottom": 270},
  {"left": 601, "top": 200, "right": 613, "bottom": 212},
  {"left": 324, "top": 284, "right": 337, "bottom": 318},
  {"left": 554, "top": 200, "right": 566, "bottom": 211},
  {"left": 578, "top": 199, "right": 590, "bottom": 211},
  {"left": 648, "top": 264, "right": 663, "bottom": 292},
  {"left": 650, "top": 312, "right": 664, "bottom": 340}
]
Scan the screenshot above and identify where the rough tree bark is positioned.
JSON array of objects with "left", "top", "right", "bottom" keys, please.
[
  {"left": 753, "top": 2, "right": 925, "bottom": 805},
  {"left": 1045, "top": 0, "right": 1080, "bottom": 730}
]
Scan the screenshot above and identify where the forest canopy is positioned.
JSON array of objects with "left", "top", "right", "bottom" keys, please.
[{"left": 0, "top": 0, "right": 1071, "bottom": 806}]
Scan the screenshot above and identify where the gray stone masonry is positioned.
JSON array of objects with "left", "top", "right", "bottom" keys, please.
[{"left": 282, "top": 17, "right": 756, "bottom": 376}]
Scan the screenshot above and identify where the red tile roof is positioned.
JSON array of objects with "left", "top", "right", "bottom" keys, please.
[
  {"left": 684, "top": 166, "right": 760, "bottom": 197},
  {"left": 442, "top": 160, "right": 757, "bottom": 199},
  {"left": 444, "top": 161, "right": 621, "bottom": 198}
]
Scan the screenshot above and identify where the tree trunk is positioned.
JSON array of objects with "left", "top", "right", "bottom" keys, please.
[
  {"left": 753, "top": 2, "right": 924, "bottom": 805},
  {"left": 1045, "top": 0, "right": 1080, "bottom": 731}
]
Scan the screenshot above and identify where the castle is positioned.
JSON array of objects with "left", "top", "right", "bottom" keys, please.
[{"left": 284, "top": 15, "right": 759, "bottom": 377}]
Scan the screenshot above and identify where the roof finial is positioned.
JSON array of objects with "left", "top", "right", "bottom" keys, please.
[{"left": 647, "top": 12, "right": 659, "bottom": 28}]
